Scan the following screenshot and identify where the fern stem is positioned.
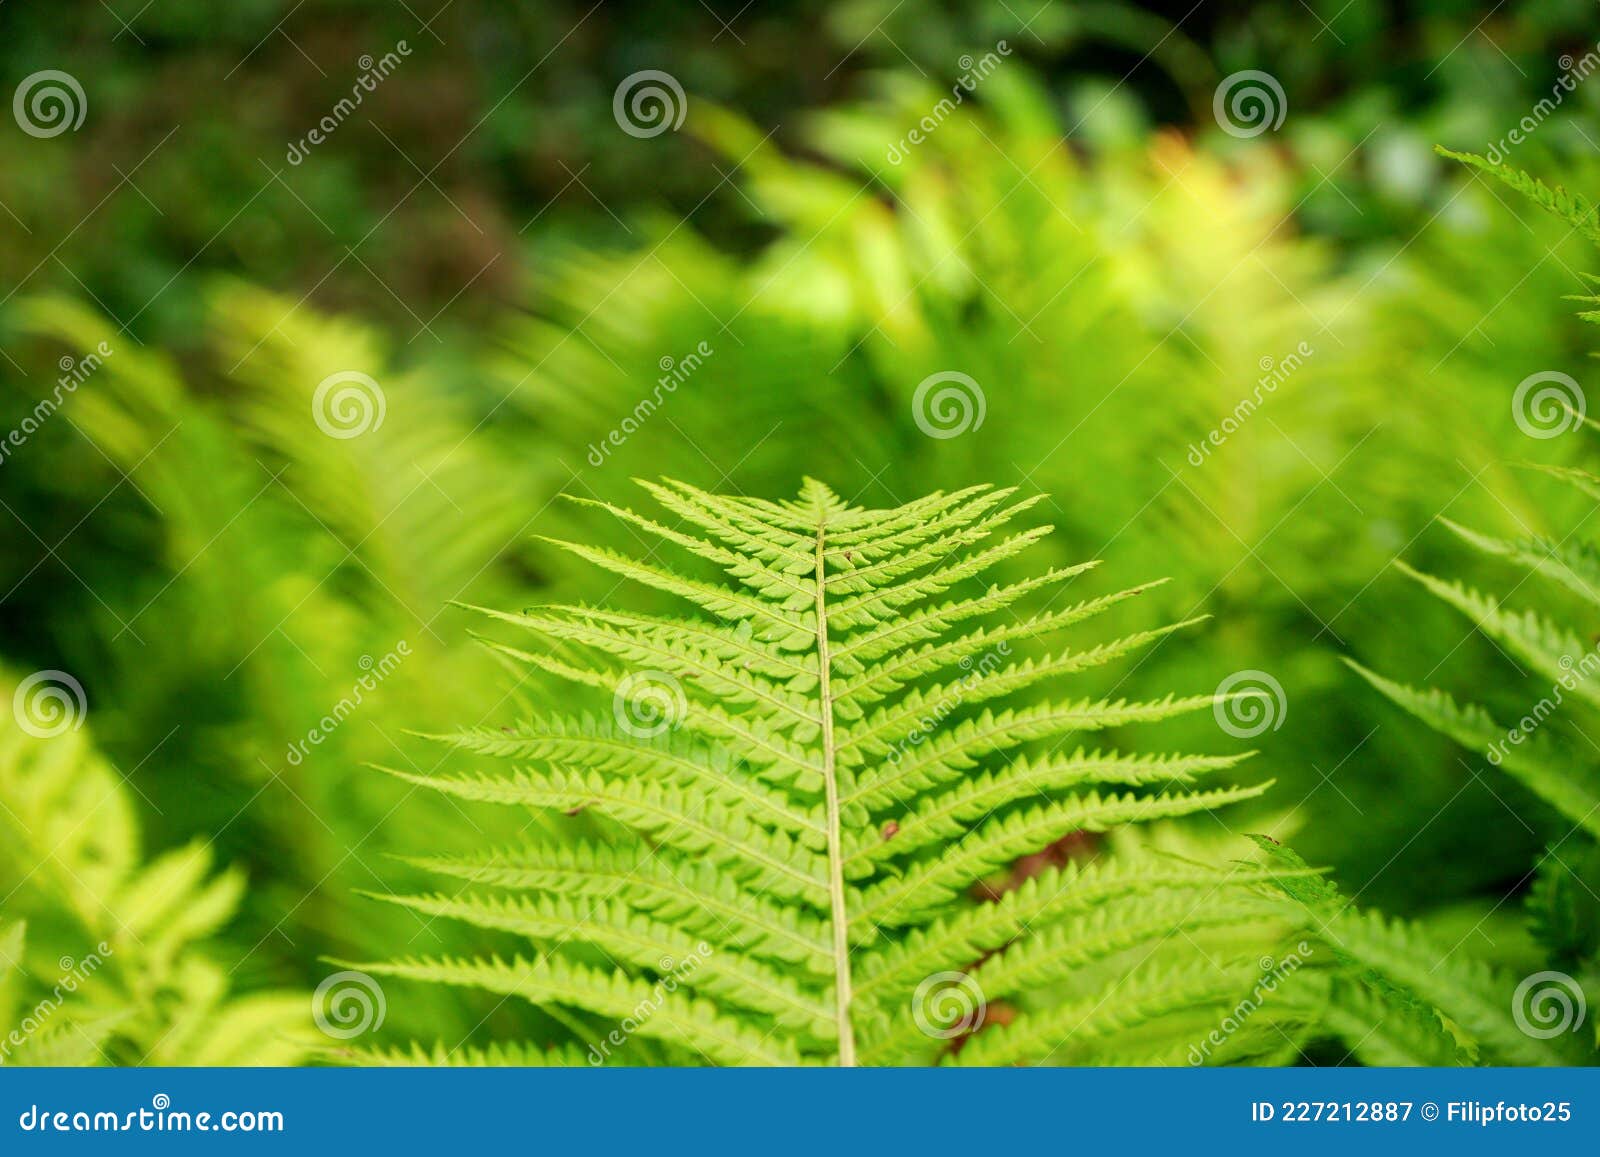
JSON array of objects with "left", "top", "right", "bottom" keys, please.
[{"left": 814, "top": 513, "right": 858, "bottom": 1066}]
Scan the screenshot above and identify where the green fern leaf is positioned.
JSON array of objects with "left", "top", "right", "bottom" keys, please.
[
  {"left": 1438, "top": 148, "right": 1600, "bottom": 246},
  {"left": 367, "top": 479, "right": 1288, "bottom": 1065}
]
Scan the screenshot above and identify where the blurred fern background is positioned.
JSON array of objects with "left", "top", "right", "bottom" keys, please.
[{"left": 5, "top": 0, "right": 1600, "bottom": 1064}]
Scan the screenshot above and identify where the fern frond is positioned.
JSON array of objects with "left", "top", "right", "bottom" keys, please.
[
  {"left": 841, "top": 750, "right": 1251, "bottom": 866},
  {"left": 1305, "top": 977, "right": 1470, "bottom": 1067},
  {"left": 1347, "top": 662, "right": 1600, "bottom": 839},
  {"left": 833, "top": 580, "right": 1170, "bottom": 709},
  {"left": 1252, "top": 838, "right": 1594, "bottom": 1066},
  {"left": 1438, "top": 517, "right": 1600, "bottom": 610},
  {"left": 1438, "top": 147, "right": 1600, "bottom": 246},
  {"left": 844, "top": 694, "right": 1231, "bottom": 811},
  {"left": 833, "top": 562, "right": 1100, "bottom": 667},
  {"left": 852, "top": 783, "right": 1272, "bottom": 925},
  {"left": 1396, "top": 562, "right": 1600, "bottom": 706},
  {"left": 852, "top": 857, "right": 1310, "bottom": 1006},
  {"left": 948, "top": 959, "right": 1267, "bottom": 1068},
  {"left": 374, "top": 479, "right": 1282, "bottom": 1065},
  {"left": 366, "top": 892, "right": 835, "bottom": 1037},
  {"left": 377, "top": 763, "right": 831, "bottom": 906},
  {"left": 1349, "top": 155, "right": 1600, "bottom": 1067},
  {"left": 0, "top": 671, "right": 311, "bottom": 1066},
  {"left": 344, "top": 1039, "right": 610, "bottom": 1067},
  {"left": 397, "top": 841, "right": 831, "bottom": 973},
  {"left": 357, "top": 954, "right": 804, "bottom": 1066},
  {"left": 421, "top": 717, "right": 824, "bottom": 836}
]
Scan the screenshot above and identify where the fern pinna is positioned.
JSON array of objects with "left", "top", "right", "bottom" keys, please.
[{"left": 362, "top": 479, "right": 1291, "bottom": 1065}]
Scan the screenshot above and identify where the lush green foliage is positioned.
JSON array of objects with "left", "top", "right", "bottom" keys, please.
[
  {"left": 0, "top": 671, "right": 309, "bottom": 1065},
  {"left": 3, "top": 2, "right": 1589, "bottom": 338},
  {"left": 7, "top": 4, "right": 1600, "bottom": 1068},
  {"left": 1344, "top": 150, "right": 1600, "bottom": 1063},
  {"left": 1255, "top": 839, "right": 1595, "bottom": 1066},
  {"left": 496, "top": 75, "right": 1600, "bottom": 909}
]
